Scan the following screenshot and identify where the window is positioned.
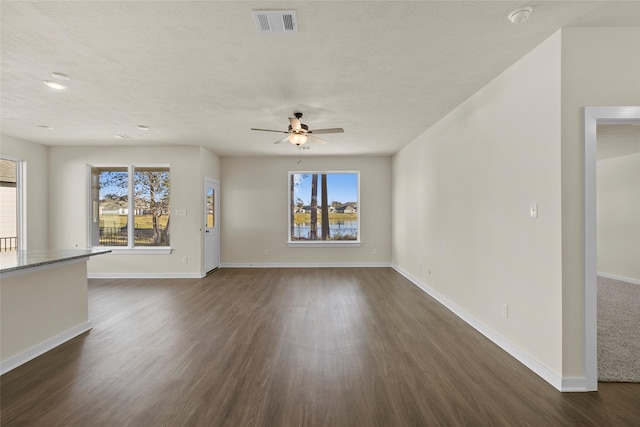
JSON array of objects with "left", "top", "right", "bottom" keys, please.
[
  {"left": 289, "top": 171, "right": 360, "bottom": 245},
  {"left": 0, "top": 158, "right": 21, "bottom": 251},
  {"left": 89, "top": 165, "right": 170, "bottom": 250}
]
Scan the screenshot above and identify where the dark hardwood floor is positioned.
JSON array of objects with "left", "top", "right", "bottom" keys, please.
[{"left": 1, "top": 268, "right": 639, "bottom": 426}]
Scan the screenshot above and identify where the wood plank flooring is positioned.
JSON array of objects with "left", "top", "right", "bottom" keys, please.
[{"left": 2, "top": 268, "right": 639, "bottom": 426}]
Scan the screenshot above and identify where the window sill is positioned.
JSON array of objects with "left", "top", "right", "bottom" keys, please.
[
  {"left": 93, "top": 247, "right": 172, "bottom": 255},
  {"left": 287, "top": 241, "right": 361, "bottom": 248}
]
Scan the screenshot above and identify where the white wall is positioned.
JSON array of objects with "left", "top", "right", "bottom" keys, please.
[
  {"left": 0, "top": 135, "right": 49, "bottom": 250},
  {"left": 560, "top": 27, "right": 640, "bottom": 378},
  {"left": 48, "top": 145, "right": 220, "bottom": 277},
  {"left": 392, "top": 31, "right": 563, "bottom": 379},
  {"left": 200, "top": 146, "right": 221, "bottom": 181},
  {"left": 597, "top": 152, "right": 640, "bottom": 282},
  {"left": 221, "top": 156, "right": 391, "bottom": 266}
]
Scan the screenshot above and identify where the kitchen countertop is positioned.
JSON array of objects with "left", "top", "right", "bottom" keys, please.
[{"left": 0, "top": 249, "right": 111, "bottom": 274}]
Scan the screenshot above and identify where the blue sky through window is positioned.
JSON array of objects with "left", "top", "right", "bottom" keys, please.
[{"left": 292, "top": 173, "right": 358, "bottom": 206}]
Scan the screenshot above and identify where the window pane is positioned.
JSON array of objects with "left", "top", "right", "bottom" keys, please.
[
  {"left": 206, "top": 188, "right": 215, "bottom": 228},
  {"left": 290, "top": 172, "right": 359, "bottom": 241},
  {"left": 91, "top": 167, "right": 128, "bottom": 246},
  {"left": 0, "top": 159, "right": 18, "bottom": 251},
  {"left": 133, "top": 167, "right": 170, "bottom": 246}
]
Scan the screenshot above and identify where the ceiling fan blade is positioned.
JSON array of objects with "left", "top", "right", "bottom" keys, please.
[
  {"left": 251, "top": 128, "right": 289, "bottom": 133},
  {"left": 273, "top": 136, "right": 290, "bottom": 144},
  {"left": 308, "top": 135, "right": 328, "bottom": 145},
  {"left": 308, "top": 127, "right": 344, "bottom": 134},
  {"left": 289, "top": 117, "right": 301, "bottom": 131}
]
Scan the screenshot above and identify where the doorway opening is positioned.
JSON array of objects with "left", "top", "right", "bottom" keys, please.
[{"left": 584, "top": 106, "right": 640, "bottom": 390}]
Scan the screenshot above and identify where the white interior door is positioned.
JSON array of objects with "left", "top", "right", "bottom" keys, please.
[{"left": 204, "top": 177, "right": 220, "bottom": 273}]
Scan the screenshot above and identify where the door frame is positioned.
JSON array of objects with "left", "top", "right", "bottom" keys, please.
[{"left": 583, "top": 106, "right": 640, "bottom": 391}]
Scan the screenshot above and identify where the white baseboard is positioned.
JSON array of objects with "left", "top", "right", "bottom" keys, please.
[
  {"left": 561, "top": 377, "right": 588, "bottom": 392},
  {"left": 391, "top": 264, "right": 585, "bottom": 392},
  {"left": 221, "top": 262, "right": 392, "bottom": 268},
  {"left": 597, "top": 272, "right": 640, "bottom": 286},
  {"left": 1, "top": 321, "right": 93, "bottom": 375},
  {"left": 88, "top": 272, "right": 204, "bottom": 279},
  {"left": 88, "top": 265, "right": 393, "bottom": 277}
]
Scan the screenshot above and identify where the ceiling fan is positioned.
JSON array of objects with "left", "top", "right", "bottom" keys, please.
[{"left": 251, "top": 112, "right": 344, "bottom": 146}]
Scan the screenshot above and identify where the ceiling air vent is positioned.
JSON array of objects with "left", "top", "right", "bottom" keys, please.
[{"left": 253, "top": 10, "right": 297, "bottom": 34}]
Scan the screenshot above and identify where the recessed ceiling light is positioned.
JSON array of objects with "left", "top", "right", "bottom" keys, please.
[
  {"left": 508, "top": 7, "right": 533, "bottom": 24},
  {"left": 37, "top": 125, "right": 53, "bottom": 130},
  {"left": 137, "top": 125, "right": 150, "bottom": 131},
  {"left": 112, "top": 134, "right": 132, "bottom": 139},
  {"left": 51, "top": 72, "right": 70, "bottom": 81},
  {"left": 43, "top": 80, "right": 67, "bottom": 90}
]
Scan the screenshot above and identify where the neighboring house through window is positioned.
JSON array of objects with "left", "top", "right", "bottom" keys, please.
[
  {"left": 0, "top": 158, "right": 20, "bottom": 251},
  {"left": 289, "top": 171, "right": 360, "bottom": 245},
  {"left": 89, "top": 165, "right": 170, "bottom": 250}
]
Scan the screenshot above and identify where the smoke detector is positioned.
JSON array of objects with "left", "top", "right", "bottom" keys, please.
[
  {"left": 508, "top": 7, "right": 533, "bottom": 24},
  {"left": 253, "top": 10, "right": 297, "bottom": 34}
]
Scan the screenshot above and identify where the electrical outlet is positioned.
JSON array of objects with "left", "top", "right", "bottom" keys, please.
[
  {"left": 529, "top": 203, "right": 538, "bottom": 219},
  {"left": 182, "top": 256, "right": 188, "bottom": 264}
]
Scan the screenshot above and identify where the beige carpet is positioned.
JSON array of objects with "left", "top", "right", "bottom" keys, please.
[{"left": 597, "top": 276, "right": 640, "bottom": 383}]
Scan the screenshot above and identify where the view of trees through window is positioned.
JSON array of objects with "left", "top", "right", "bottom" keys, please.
[
  {"left": 289, "top": 172, "right": 359, "bottom": 242},
  {"left": 90, "top": 166, "right": 170, "bottom": 247}
]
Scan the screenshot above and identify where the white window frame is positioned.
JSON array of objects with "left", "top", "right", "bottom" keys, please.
[
  {"left": 288, "top": 170, "right": 361, "bottom": 247},
  {"left": 87, "top": 163, "right": 171, "bottom": 254}
]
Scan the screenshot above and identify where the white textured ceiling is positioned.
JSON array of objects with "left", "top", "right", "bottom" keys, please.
[{"left": 2, "top": 1, "right": 639, "bottom": 157}]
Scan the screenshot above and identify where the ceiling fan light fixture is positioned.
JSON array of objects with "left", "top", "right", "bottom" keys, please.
[{"left": 288, "top": 133, "right": 308, "bottom": 146}]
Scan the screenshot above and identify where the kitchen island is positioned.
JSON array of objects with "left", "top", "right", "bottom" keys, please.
[{"left": 1, "top": 249, "right": 110, "bottom": 374}]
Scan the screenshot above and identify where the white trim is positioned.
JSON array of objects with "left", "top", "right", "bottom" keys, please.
[
  {"left": 597, "top": 272, "right": 640, "bottom": 286},
  {"left": 96, "top": 247, "right": 172, "bottom": 255},
  {"left": 561, "top": 377, "right": 588, "bottom": 392},
  {"left": 287, "top": 242, "right": 361, "bottom": 248},
  {"left": 391, "top": 264, "right": 581, "bottom": 392},
  {"left": 0, "top": 321, "right": 92, "bottom": 375},
  {"left": 17, "top": 159, "right": 26, "bottom": 250},
  {"left": 584, "top": 106, "right": 640, "bottom": 392},
  {"left": 88, "top": 272, "right": 204, "bottom": 279},
  {"left": 222, "top": 262, "right": 391, "bottom": 268}
]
